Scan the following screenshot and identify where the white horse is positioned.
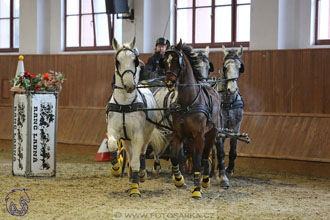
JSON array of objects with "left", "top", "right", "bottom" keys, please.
[
  {"left": 151, "top": 46, "right": 212, "bottom": 174},
  {"left": 106, "top": 37, "right": 165, "bottom": 197}
]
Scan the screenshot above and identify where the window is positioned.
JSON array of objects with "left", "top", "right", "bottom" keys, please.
[
  {"left": 65, "top": 0, "right": 120, "bottom": 51},
  {"left": 175, "top": 0, "right": 251, "bottom": 47},
  {"left": 316, "top": 0, "right": 330, "bottom": 45},
  {"left": 0, "top": 0, "right": 19, "bottom": 52}
]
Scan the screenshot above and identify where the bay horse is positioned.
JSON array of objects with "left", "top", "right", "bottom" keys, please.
[
  {"left": 209, "top": 45, "right": 245, "bottom": 187},
  {"left": 161, "top": 40, "right": 221, "bottom": 199},
  {"left": 106, "top": 37, "right": 166, "bottom": 197},
  {"left": 151, "top": 46, "right": 213, "bottom": 174}
]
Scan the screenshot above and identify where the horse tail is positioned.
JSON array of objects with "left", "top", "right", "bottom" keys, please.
[{"left": 150, "top": 128, "right": 168, "bottom": 156}]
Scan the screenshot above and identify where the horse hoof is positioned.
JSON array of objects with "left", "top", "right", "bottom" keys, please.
[
  {"left": 152, "top": 165, "right": 161, "bottom": 175},
  {"left": 152, "top": 168, "right": 160, "bottom": 175},
  {"left": 129, "top": 183, "right": 141, "bottom": 197},
  {"left": 129, "top": 189, "right": 141, "bottom": 197},
  {"left": 226, "top": 168, "right": 234, "bottom": 177},
  {"left": 201, "top": 176, "right": 210, "bottom": 188},
  {"left": 173, "top": 175, "right": 185, "bottom": 188},
  {"left": 192, "top": 187, "right": 202, "bottom": 199},
  {"left": 219, "top": 173, "right": 230, "bottom": 188},
  {"left": 110, "top": 164, "right": 122, "bottom": 177},
  {"left": 220, "top": 179, "right": 230, "bottom": 188},
  {"left": 139, "top": 170, "right": 147, "bottom": 182},
  {"left": 220, "top": 182, "right": 230, "bottom": 188}
]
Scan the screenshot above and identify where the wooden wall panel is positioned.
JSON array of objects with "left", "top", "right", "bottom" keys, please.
[
  {"left": 0, "top": 54, "right": 115, "bottom": 108},
  {"left": 0, "top": 106, "right": 106, "bottom": 146},
  {"left": 1, "top": 49, "right": 330, "bottom": 114},
  {"left": 234, "top": 49, "right": 330, "bottom": 114},
  {"left": 0, "top": 49, "right": 329, "bottom": 163},
  {"left": 2, "top": 104, "right": 329, "bottom": 162},
  {"left": 0, "top": 107, "right": 12, "bottom": 140},
  {"left": 237, "top": 113, "right": 330, "bottom": 162},
  {"left": 57, "top": 108, "right": 106, "bottom": 145}
]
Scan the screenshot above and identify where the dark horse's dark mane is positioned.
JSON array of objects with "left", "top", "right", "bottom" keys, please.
[{"left": 181, "top": 44, "right": 206, "bottom": 82}]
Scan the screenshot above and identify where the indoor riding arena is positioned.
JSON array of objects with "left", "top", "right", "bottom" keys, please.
[{"left": 0, "top": 0, "right": 329, "bottom": 219}]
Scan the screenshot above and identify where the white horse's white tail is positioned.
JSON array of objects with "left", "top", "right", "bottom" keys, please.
[{"left": 150, "top": 127, "right": 168, "bottom": 156}]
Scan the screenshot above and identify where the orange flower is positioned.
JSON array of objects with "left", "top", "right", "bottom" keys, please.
[
  {"left": 43, "top": 73, "right": 49, "bottom": 80},
  {"left": 30, "top": 74, "right": 36, "bottom": 78}
]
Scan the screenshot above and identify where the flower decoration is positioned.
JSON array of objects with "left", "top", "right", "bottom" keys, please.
[{"left": 11, "top": 70, "right": 64, "bottom": 92}]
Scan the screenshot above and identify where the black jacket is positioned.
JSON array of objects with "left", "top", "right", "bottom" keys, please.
[{"left": 140, "top": 52, "right": 165, "bottom": 81}]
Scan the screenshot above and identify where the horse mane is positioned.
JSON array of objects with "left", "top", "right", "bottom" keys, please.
[{"left": 181, "top": 44, "right": 206, "bottom": 82}]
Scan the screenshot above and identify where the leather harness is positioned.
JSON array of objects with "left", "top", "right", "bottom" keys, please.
[
  {"left": 169, "top": 85, "right": 214, "bottom": 124},
  {"left": 221, "top": 91, "right": 244, "bottom": 110},
  {"left": 106, "top": 89, "right": 150, "bottom": 141}
]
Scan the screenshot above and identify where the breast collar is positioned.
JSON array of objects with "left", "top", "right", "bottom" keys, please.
[{"left": 106, "top": 89, "right": 147, "bottom": 141}]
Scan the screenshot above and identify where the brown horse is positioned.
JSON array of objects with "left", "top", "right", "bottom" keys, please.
[{"left": 161, "top": 40, "right": 221, "bottom": 199}]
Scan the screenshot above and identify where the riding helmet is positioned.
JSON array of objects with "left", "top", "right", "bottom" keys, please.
[{"left": 155, "top": 37, "right": 169, "bottom": 46}]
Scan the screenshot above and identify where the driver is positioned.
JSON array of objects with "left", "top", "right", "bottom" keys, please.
[{"left": 140, "top": 37, "right": 170, "bottom": 81}]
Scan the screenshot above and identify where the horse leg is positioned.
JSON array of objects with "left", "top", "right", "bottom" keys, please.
[
  {"left": 178, "top": 145, "right": 185, "bottom": 175},
  {"left": 226, "top": 138, "right": 237, "bottom": 176},
  {"left": 201, "top": 129, "right": 217, "bottom": 189},
  {"left": 107, "top": 133, "right": 121, "bottom": 177},
  {"left": 129, "top": 140, "right": 144, "bottom": 197},
  {"left": 152, "top": 154, "right": 162, "bottom": 175},
  {"left": 215, "top": 136, "right": 230, "bottom": 188},
  {"left": 190, "top": 135, "right": 204, "bottom": 200},
  {"left": 139, "top": 154, "right": 148, "bottom": 182},
  {"left": 170, "top": 134, "right": 185, "bottom": 188}
]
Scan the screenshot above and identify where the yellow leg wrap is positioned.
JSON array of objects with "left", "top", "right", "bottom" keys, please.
[
  {"left": 172, "top": 174, "right": 185, "bottom": 187},
  {"left": 192, "top": 186, "right": 202, "bottom": 199},
  {"left": 110, "top": 162, "right": 122, "bottom": 177},
  {"left": 201, "top": 175, "right": 210, "bottom": 188},
  {"left": 129, "top": 183, "right": 141, "bottom": 197}
]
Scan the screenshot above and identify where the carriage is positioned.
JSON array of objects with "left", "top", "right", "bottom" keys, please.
[{"left": 106, "top": 37, "right": 249, "bottom": 199}]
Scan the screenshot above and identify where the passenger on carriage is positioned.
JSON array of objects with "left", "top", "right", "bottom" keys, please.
[{"left": 140, "top": 37, "right": 170, "bottom": 82}]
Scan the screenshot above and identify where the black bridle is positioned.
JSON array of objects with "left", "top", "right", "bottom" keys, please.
[
  {"left": 163, "top": 47, "right": 186, "bottom": 79},
  {"left": 222, "top": 54, "right": 244, "bottom": 79},
  {"left": 216, "top": 54, "right": 245, "bottom": 93},
  {"left": 114, "top": 47, "right": 139, "bottom": 90}
]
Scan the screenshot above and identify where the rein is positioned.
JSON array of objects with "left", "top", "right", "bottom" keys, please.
[{"left": 136, "top": 77, "right": 239, "bottom": 89}]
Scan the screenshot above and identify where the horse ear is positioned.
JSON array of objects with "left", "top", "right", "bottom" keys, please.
[
  {"left": 237, "top": 45, "right": 243, "bottom": 57},
  {"left": 222, "top": 45, "right": 228, "bottom": 57},
  {"left": 129, "top": 37, "right": 136, "bottom": 49},
  {"left": 112, "top": 38, "right": 119, "bottom": 51},
  {"left": 176, "top": 39, "right": 183, "bottom": 51},
  {"left": 205, "top": 46, "right": 209, "bottom": 56},
  {"left": 166, "top": 40, "right": 170, "bottom": 50}
]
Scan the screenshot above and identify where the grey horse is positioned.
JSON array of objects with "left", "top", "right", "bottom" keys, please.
[{"left": 211, "top": 45, "right": 245, "bottom": 188}]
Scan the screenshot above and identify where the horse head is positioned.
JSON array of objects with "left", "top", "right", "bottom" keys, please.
[
  {"left": 112, "top": 37, "right": 140, "bottom": 93},
  {"left": 195, "top": 46, "right": 213, "bottom": 80},
  {"left": 162, "top": 39, "right": 185, "bottom": 91},
  {"left": 221, "top": 45, "right": 244, "bottom": 94}
]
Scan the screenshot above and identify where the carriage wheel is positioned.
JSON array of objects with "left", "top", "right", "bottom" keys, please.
[
  {"left": 116, "top": 140, "right": 127, "bottom": 177},
  {"left": 121, "top": 149, "right": 127, "bottom": 177}
]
